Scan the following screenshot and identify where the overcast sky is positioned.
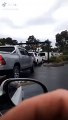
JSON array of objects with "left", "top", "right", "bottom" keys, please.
[{"left": 0, "top": 0, "right": 68, "bottom": 46}]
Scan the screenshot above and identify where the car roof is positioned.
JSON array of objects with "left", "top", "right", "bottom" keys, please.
[{"left": 0, "top": 45, "right": 14, "bottom": 47}]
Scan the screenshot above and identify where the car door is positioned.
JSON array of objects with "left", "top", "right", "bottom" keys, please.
[
  {"left": 24, "top": 50, "right": 32, "bottom": 68},
  {"left": 38, "top": 53, "right": 42, "bottom": 63},
  {"left": 19, "top": 48, "right": 27, "bottom": 69}
]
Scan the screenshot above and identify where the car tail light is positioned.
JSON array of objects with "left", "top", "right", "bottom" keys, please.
[{"left": 0, "top": 55, "right": 6, "bottom": 65}]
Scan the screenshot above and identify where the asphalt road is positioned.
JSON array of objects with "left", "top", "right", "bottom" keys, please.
[
  {"left": 0, "top": 64, "right": 68, "bottom": 113},
  {"left": 21, "top": 64, "right": 68, "bottom": 91}
]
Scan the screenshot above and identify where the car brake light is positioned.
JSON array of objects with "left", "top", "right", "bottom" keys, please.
[{"left": 0, "top": 55, "right": 6, "bottom": 65}]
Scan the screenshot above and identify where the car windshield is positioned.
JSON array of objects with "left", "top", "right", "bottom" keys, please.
[
  {"left": 0, "top": 47, "right": 15, "bottom": 52},
  {"left": 29, "top": 53, "right": 34, "bottom": 56},
  {"left": 40, "top": 53, "right": 45, "bottom": 56}
]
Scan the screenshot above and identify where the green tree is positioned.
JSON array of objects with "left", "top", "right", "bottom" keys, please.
[
  {"left": 55, "top": 30, "right": 68, "bottom": 53},
  {"left": 41, "top": 39, "right": 52, "bottom": 52},
  {"left": 6, "top": 37, "right": 13, "bottom": 45},
  {"left": 0, "top": 38, "right": 6, "bottom": 45},
  {"left": 0, "top": 37, "right": 18, "bottom": 45},
  {"left": 26, "top": 35, "right": 40, "bottom": 51},
  {"left": 13, "top": 40, "right": 18, "bottom": 45}
]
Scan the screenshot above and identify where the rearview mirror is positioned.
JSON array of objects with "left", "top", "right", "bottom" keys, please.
[{"left": 3, "top": 78, "right": 47, "bottom": 106}]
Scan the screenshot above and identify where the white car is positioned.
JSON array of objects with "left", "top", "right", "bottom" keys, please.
[
  {"left": 39, "top": 52, "right": 52, "bottom": 62},
  {"left": 28, "top": 52, "right": 42, "bottom": 65}
]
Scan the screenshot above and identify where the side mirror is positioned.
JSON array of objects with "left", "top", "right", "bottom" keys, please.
[
  {"left": 3, "top": 78, "right": 48, "bottom": 106},
  {"left": 28, "top": 53, "right": 31, "bottom": 56}
]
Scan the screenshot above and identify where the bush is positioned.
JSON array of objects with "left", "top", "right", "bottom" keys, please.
[
  {"left": 60, "top": 55, "right": 68, "bottom": 61},
  {"left": 63, "top": 51, "right": 68, "bottom": 55},
  {"left": 55, "top": 57, "right": 63, "bottom": 63},
  {"left": 50, "top": 56, "right": 63, "bottom": 63},
  {"left": 49, "top": 56, "right": 56, "bottom": 63},
  {"left": 50, "top": 55, "right": 68, "bottom": 63}
]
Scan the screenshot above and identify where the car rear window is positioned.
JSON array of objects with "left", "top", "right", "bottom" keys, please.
[
  {"left": 35, "top": 53, "right": 37, "bottom": 56},
  {"left": 29, "top": 53, "right": 34, "bottom": 56},
  {"left": 40, "top": 53, "right": 45, "bottom": 56},
  {"left": 0, "top": 47, "right": 15, "bottom": 52}
]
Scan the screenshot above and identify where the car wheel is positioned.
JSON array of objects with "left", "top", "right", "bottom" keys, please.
[
  {"left": 33, "top": 60, "right": 37, "bottom": 66},
  {"left": 37, "top": 59, "right": 38, "bottom": 65},
  {"left": 30, "top": 65, "right": 34, "bottom": 73},
  {"left": 41, "top": 59, "right": 43, "bottom": 64},
  {"left": 13, "top": 66, "right": 20, "bottom": 78}
]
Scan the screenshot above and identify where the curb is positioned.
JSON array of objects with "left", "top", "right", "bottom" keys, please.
[{"left": 43, "top": 62, "right": 65, "bottom": 67}]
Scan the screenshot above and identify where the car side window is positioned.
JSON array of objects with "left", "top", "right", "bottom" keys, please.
[
  {"left": 37, "top": 53, "right": 40, "bottom": 56},
  {"left": 19, "top": 48, "right": 25, "bottom": 55},
  {"left": 24, "top": 50, "right": 29, "bottom": 56},
  {"left": 35, "top": 53, "right": 37, "bottom": 56}
]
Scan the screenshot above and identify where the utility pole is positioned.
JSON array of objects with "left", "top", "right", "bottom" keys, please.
[{"left": 47, "top": 41, "right": 50, "bottom": 63}]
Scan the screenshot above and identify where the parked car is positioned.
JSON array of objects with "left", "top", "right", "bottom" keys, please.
[
  {"left": 39, "top": 52, "right": 52, "bottom": 62},
  {"left": 51, "top": 52, "right": 63, "bottom": 57},
  {"left": 28, "top": 52, "right": 42, "bottom": 65},
  {"left": 0, "top": 45, "right": 34, "bottom": 78}
]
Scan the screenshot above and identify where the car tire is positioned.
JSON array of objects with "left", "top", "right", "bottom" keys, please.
[
  {"left": 30, "top": 65, "right": 34, "bottom": 73},
  {"left": 37, "top": 59, "right": 38, "bottom": 65},
  {"left": 33, "top": 60, "right": 36, "bottom": 66},
  {"left": 41, "top": 60, "right": 43, "bottom": 64},
  {"left": 13, "top": 66, "right": 20, "bottom": 78}
]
